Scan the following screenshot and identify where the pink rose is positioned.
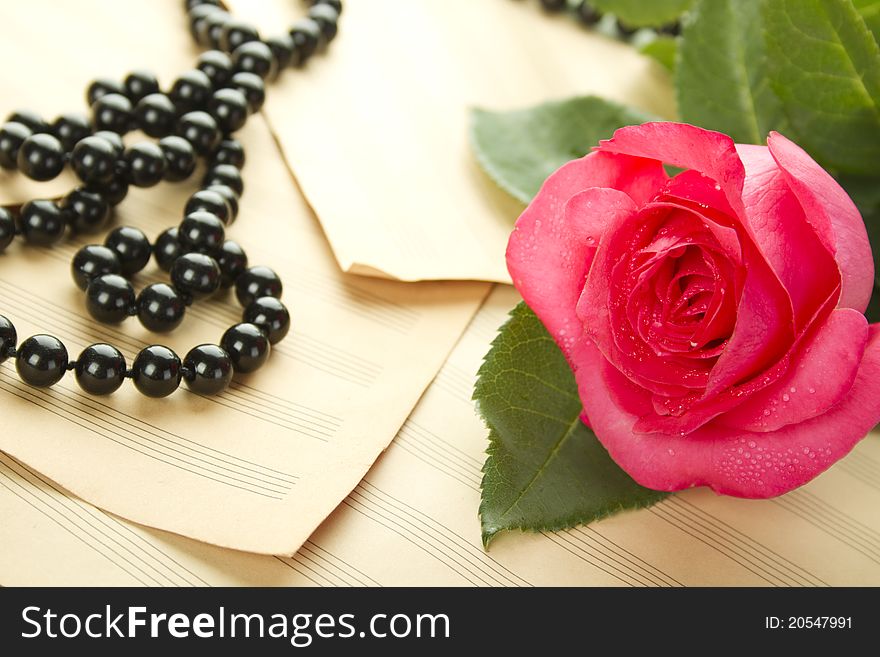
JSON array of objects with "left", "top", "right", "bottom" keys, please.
[{"left": 507, "top": 122, "right": 879, "bottom": 498}]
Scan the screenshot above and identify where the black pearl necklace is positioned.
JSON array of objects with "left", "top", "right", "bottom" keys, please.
[
  {"left": 0, "top": 0, "right": 341, "bottom": 398},
  {"left": 531, "top": 0, "right": 682, "bottom": 38}
]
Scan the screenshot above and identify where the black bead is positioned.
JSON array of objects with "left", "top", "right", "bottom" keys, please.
[
  {"left": 93, "top": 130, "right": 125, "bottom": 156},
  {"left": 123, "top": 70, "right": 160, "bottom": 102},
  {"left": 308, "top": 4, "right": 339, "bottom": 43},
  {"left": 18, "top": 200, "right": 66, "bottom": 246},
  {"left": 183, "top": 344, "right": 233, "bottom": 395},
  {"left": 123, "top": 142, "right": 166, "bottom": 187},
  {"left": 169, "top": 69, "right": 213, "bottom": 115},
  {"left": 91, "top": 93, "right": 134, "bottom": 134},
  {"left": 244, "top": 296, "right": 290, "bottom": 344},
  {"left": 227, "top": 71, "right": 265, "bottom": 113},
  {"left": 217, "top": 240, "right": 248, "bottom": 288},
  {"left": 186, "top": 0, "right": 221, "bottom": 10},
  {"left": 171, "top": 252, "right": 221, "bottom": 299},
  {"left": 137, "top": 283, "right": 186, "bottom": 332},
  {"left": 131, "top": 345, "right": 181, "bottom": 398},
  {"left": 86, "top": 79, "right": 125, "bottom": 106},
  {"left": 206, "top": 88, "right": 248, "bottom": 133},
  {"left": 312, "top": 0, "right": 342, "bottom": 14},
  {"left": 105, "top": 226, "right": 152, "bottom": 276},
  {"left": 0, "top": 122, "right": 32, "bottom": 169},
  {"left": 6, "top": 110, "right": 49, "bottom": 134},
  {"left": 176, "top": 111, "right": 221, "bottom": 156},
  {"left": 74, "top": 343, "right": 126, "bottom": 395},
  {"left": 235, "top": 266, "right": 282, "bottom": 307},
  {"left": 221, "top": 322, "right": 270, "bottom": 373},
  {"left": 154, "top": 227, "right": 182, "bottom": 272},
  {"left": 576, "top": 1, "right": 602, "bottom": 25},
  {"left": 210, "top": 138, "right": 245, "bottom": 169},
  {"left": 219, "top": 19, "right": 260, "bottom": 53},
  {"left": 203, "top": 163, "right": 243, "bottom": 196},
  {"left": 205, "top": 184, "right": 239, "bottom": 223},
  {"left": 158, "top": 135, "right": 196, "bottom": 182},
  {"left": 15, "top": 334, "right": 68, "bottom": 388},
  {"left": 86, "top": 274, "right": 135, "bottom": 324},
  {"left": 62, "top": 187, "right": 111, "bottom": 234},
  {"left": 70, "top": 135, "right": 117, "bottom": 185},
  {"left": 184, "top": 189, "right": 231, "bottom": 225},
  {"left": 196, "top": 50, "right": 234, "bottom": 88},
  {"left": 616, "top": 19, "right": 638, "bottom": 37},
  {"left": 0, "top": 315, "right": 15, "bottom": 363},
  {"left": 71, "top": 244, "right": 121, "bottom": 291},
  {"left": 17, "top": 133, "right": 65, "bottom": 181},
  {"left": 86, "top": 177, "right": 128, "bottom": 207},
  {"left": 134, "top": 93, "right": 177, "bottom": 138},
  {"left": 51, "top": 113, "right": 91, "bottom": 151},
  {"left": 265, "top": 34, "right": 295, "bottom": 74},
  {"left": 190, "top": 4, "right": 224, "bottom": 44},
  {"left": 179, "top": 210, "right": 225, "bottom": 254},
  {"left": 540, "top": 0, "right": 566, "bottom": 10},
  {"left": 201, "top": 10, "right": 232, "bottom": 50},
  {"left": 232, "top": 41, "right": 276, "bottom": 80},
  {"left": 290, "top": 18, "right": 321, "bottom": 65},
  {"left": 659, "top": 21, "right": 682, "bottom": 37},
  {"left": 0, "top": 208, "right": 15, "bottom": 252}
]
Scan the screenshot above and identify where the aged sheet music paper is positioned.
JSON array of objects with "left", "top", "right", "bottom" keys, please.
[
  {"left": 246, "top": 0, "right": 677, "bottom": 282},
  {"left": 0, "top": 0, "right": 490, "bottom": 554},
  {"left": 3, "top": 287, "right": 879, "bottom": 586}
]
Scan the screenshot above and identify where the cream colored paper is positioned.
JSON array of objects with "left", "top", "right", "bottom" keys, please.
[
  {"left": 0, "top": 0, "right": 490, "bottom": 555},
  {"left": 4, "top": 286, "right": 879, "bottom": 586},
  {"left": 247, "top": 0, "right": 677, "bottom": 282}
]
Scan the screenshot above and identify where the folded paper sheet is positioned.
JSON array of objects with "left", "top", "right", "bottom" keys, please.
[
  {"left": 248, "top": 0, "right": 677, "bottom": 282},
  {"left": 4, "top": 286, "right": 880, "bottom": 586},
  {"left": 0, "top": 1, "right": 489, "bottom": 554}
]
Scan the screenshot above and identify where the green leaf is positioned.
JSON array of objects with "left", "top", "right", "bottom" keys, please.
[
  {"left": 590, "top": 0, "right": 694, "bottom": 26},
  {"left": 763, "top": 0, "right": 880, "bottom": 175},
  {"left": 640, "top": 35, "right": 678, "bottom": 72},
  {"left": 676, "top": 0, "right": 787, "bottom": 144},
  {"left": 470, "top": 96, "right": 659, "bottom": 204},
  {"left": 475, "top": 303, "right": 668, "bottom": 547},
  {"left": 852, "top": 0, "right": 880, "bottom": 42}
]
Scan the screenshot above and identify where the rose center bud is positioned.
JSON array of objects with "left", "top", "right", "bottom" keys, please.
[{"left": 600, "top": 200, "right": 741, "bottom": 409}]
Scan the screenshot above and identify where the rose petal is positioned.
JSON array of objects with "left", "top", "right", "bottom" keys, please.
[
  {"left": 507, "top": 149, "right": 666, "bottom": 357},
  {"left": 575, "top": 325, "right": 880, "bottom": 498},
  {"left": 736, "top": 143, "right": 840, "bottom": 329},
  {"left": 767, "top": 132, "right": 873, "bottom": 313},
  {"left": 718, "top": 308, "right": 868, "bottom": 432},
  {"left": 595, "top": 122, "right": 747, "bottom": 219},
  {"left": 703, "top": 237, "right": 794, "bottom": 396}
]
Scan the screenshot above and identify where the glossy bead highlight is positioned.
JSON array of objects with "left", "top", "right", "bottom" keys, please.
[
  {"left": 86, "top": 274, "right": 136, "bottom": 324},
  {"left": 221, "top": 322, "right": 270, "bottom": 373},
  {"left": 137, "top": 283, "right": 186, "bottom": 332},
  {"left": 131, "top": 345, "right": 182, "bottom": 398},
  {"left": 183, "top": 344, "right": 233, "bottom": 395},
  {"left": 74, "top": 343, "right": 126, "bottom": 395},
  {"left": 15, "top": 334, "right": 68, "bottom": 388}
]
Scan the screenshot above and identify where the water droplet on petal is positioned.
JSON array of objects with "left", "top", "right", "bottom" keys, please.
[
  {"left": 782, "top": 393, "right": 790, "bottom": 402},
  {"left": 667, "top": 448, "right": 675, "bottom": 456}
]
